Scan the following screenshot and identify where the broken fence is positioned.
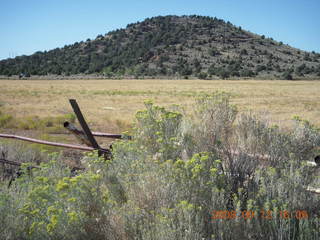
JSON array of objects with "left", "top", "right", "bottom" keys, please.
[{"left": 0, "top": 99, "right": 131, "bottom": 167}]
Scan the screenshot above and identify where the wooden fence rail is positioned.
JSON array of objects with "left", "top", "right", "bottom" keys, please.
[
  {"left": 0, "top": 99, "right": 126, "bottom": 159},
  {"left": 0, "top": 133, "right": 95, "bottom": 151}
]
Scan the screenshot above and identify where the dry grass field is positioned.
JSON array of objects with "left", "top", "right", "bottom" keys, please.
[{"left": 1, "top": 79, "right": 320, "bottom": 133}]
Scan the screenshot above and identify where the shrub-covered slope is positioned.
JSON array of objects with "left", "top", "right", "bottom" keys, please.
[{"left": 1, "top": 15, "right": 320, "bottom": 79}]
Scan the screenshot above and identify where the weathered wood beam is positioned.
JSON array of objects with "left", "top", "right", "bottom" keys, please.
[
  {"left": 64, "top": 121, "right": 126, "bottom": 139},
  {"left": 69, "top": 99, "right": 100, "bottom": 150},
  {"left": 0, "top": 133, "right": 95, "bottom": 151}
]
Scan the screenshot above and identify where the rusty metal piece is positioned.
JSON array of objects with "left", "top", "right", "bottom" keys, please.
[
  {"left": 306, "top": 186, "right": 320, "bottom": 194},
  {"left": 64, "top": 121, "right": 127, "bottom": 139},
  {"left": 92, "top": 132, "right": 124, "bottom": 139},
  {"left": 63, "top": 121, "right": 92, "bottom": 146},
  {"left": 64, "top": 121, "right": 126, "bottom": 139},
  {"left": 0, "top": 133, "right": 95, "bottom": 151}
]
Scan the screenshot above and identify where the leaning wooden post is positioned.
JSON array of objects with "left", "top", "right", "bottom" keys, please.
[{"left": 69, "top": 99, "right": 111, "bottom": 159}]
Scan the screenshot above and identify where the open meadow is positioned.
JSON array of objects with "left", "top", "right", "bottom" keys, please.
[{"left": 1, "top": 79, "right": 320, "bottom": 133}]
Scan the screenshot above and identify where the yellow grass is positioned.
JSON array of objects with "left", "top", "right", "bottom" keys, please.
[{"left": 1, "top": 79, "right": 320, "bottom": 132}]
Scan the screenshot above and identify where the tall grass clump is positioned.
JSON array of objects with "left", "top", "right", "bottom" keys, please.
[
  {"left": 0, "top": 109, "right": 76, "bottom": 133},
  {"left": 0, "top": 92, "right": 319, "bottom": 239}
]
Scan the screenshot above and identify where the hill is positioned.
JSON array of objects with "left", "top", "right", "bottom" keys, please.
[{"left": 1, "top": 15, "right": 320, "bottom": 79}]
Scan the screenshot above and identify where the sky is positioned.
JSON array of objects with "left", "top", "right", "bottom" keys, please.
[{"left": 0, "top": 0, "right": 319, "bottom": 60}]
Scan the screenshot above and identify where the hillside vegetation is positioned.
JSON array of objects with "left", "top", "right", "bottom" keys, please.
[{"left": 1, "top": 15, "right": 320, "bottom": 79}]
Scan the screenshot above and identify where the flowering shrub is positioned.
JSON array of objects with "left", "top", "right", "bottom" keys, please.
[{"left": 1, "top": 92, "right": 319, "bottom": 239}]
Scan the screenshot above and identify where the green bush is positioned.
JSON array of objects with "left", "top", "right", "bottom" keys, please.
[
  {"left": 1, "top": 152, "right": 124, "bottom": 240},
  {"left": 0, "top": 112, "right": 14, "bottom": 128},
  {"left": 197, "top": 72, "right": 208, "bottom": 79},
  {"left": 281, "top": 70, "right": 293, "bottom": 80}
]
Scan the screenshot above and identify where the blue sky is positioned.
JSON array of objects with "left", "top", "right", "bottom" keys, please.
[{"left": 0, "top": 0, "right": 319, "bottom": 60}]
